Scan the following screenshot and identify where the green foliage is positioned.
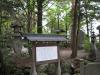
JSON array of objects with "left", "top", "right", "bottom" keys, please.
[
  {"left": 1, "top": 0, "right": 100, "bottom": 74},
  {"left": 0, "top": 33, "right": 13, "bottom": 64},
  {"left": 38, "top": 73, "right": 47, "bottom": 75},
  {"left": 61, "top": 61, "right": 70, "bottom": 73},
  {"left": 43, "top": 1, "right": 72, "bottom": 34},
  {"left": 36, "top": 62, "right": 71, "bottom": 75},
  {"left": 96, "top": 43, "right": 100, "bottom": 49},
  {"left": 45, "top": 64, "right": 57, "bottom": 75},
  {"left": 83, "top": 35, "right": 91, "bottom": 52},
  {"left": 80, "top": 0, "right": 99, "bottom": 34}
]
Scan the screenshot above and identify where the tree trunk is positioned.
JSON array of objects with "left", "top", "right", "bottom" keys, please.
[
  {"left": 27, "top": 0, "right": 36, "bottom": 56},
  {"left": 27, "top": 11, "right": 32, "bottom": 33},
  {"left": 27, "top": 0, "right": 32, "bottom": 56},
  {"left": 71, "top": 0, "right": 79, "bottom": 58},
  {"left": 27, "top": 0, "right": 32, "bottom": 33},
  {"left": 0, "top": 21, "right": 1, "bottom": 34},
  {"left": 76, "top": 0, "right": 81, "bottom": 52},
  {"left": 0, "top": 9, "right": 2, "bottom": 34},
  {"left": 84, "top": 0, "right": 89, "bottom": 37},
  {"left": 0, "top": 49, "right": 6, "bottom": 75},
  {"left": 0, "top": 9, "right": 6, "bottom": 75},
  {"left": 37, "top": 0, "right": 44, "bottom": 33}
]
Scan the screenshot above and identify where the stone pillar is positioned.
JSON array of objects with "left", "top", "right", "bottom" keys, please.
[
  {"left": 13, "top": 39, "right": 22, "bottom": 55},
  {"left": 80, "top": 62, "right": 86, "bottom": 75}
]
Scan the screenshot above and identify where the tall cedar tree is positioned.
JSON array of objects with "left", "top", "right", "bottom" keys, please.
[
  {"left": 71, "top": 0, "right": 79, "bottom": 58},
  {"left": 37, "top": 0, "right": 45, "bottom": 33}
]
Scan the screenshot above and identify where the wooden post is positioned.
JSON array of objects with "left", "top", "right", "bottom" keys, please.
[
  {"left": 57, "top": 60, "right": 61, "bottom": 75},
  {"left": 57, "top": 46, "right": 61, "bottom": 75},
  {"left": 31, "top": 45, "right": 37, "bottom": 75}
]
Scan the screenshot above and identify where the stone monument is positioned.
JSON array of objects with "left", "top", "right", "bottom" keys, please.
[
  {"left": 11, "top": 21, "right": 23, "bottom": 55},
  {"left": 78, "top": 30, "right": 85, "bottom": 49}
]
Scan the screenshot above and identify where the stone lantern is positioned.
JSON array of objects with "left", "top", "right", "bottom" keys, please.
[
  {"left": 11, "top": 21, "right": 23, "bottom": 39},
  {"left": 97, "top": 25, "right": 100, "bottom": 42},
  {"left": 11, "top": 21, "right": 22, "bottom": 33},
  {"left": 11, "top": 21, "right": 23, "bottom": 55}
]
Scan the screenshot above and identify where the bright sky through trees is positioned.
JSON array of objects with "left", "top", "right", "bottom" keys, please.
[
  {"left": 42, "top": 1, "right": 100, "bottom": 35},
  {"left": 82, "top": 18, "right": 100, "bottom": 35}
]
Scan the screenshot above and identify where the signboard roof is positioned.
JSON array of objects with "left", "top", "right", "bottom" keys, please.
[
  {"left": 23, "top": 34, "right": 67, "bottom": 42},
  {"left": 97, "top": 25, "right": 100, "bottom": 30}
]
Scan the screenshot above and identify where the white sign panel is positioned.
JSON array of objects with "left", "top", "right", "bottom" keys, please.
[{"left": 36, "top": 46, "right": 58, "bottom": 62}]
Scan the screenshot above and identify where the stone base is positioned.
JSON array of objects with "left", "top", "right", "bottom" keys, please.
[{"left": 80, "top": 62, "right": 100, "bottom": 75}]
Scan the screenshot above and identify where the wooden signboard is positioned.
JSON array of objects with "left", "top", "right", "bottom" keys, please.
[
  {"left": 32, "top": 45, "right": 61, "bottom": 75},
  {"left": 23, "top": 34, "right": 67, "bottom": 75},
  {"left": 36, "top": 46, "right": 58, "bottom": 64}
]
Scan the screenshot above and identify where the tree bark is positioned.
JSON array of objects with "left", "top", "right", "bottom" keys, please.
[
  {"left": 71, "top": 0, "right": 79, "bottom": 58},
  {"left": 37, "top": 0, "right": 44, "bottom": 33},
  {"left": 27, "top": 0, "right": 33, "bottom": 33},
  {"left": 76, "top": 0, "right": 81, "bottom": 52},
  {"left": 84, "top": 0, "right": 89, "bottom": 37},
  {"left": 0, "top": 8, "right": 6, "bottom": 75},
  {"left": 27, "top": 11, "right": 32, "bottom": 33},
  {"left": 27, "top": 0, "right": 35, "bottom": 56},
  {"left": 0, "top": 49, "right": 6, "bottom": 75}
]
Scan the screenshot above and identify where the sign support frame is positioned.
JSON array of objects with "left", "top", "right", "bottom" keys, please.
[{"left": 31, "top": 42, "right": 61, "bottom": 75}]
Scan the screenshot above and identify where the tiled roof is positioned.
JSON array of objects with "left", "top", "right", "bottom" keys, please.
[
  {"left": 23, "top": 34, "right": 67, "bottom": 42},
  {"left": 97, "top": 25, "right": 100, "bottom": 30}
]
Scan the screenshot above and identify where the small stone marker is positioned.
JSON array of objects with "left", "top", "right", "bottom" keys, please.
[{"left": 78, "top": 30, "right": 84, "bottom": 49}]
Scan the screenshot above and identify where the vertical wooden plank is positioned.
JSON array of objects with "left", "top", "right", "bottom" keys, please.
[
  {"left": 57, "top": 45, "right": 61, "bottom": 75},
  {"left": 57, "top": 60, "right": 61, "bottom": 75},
  {"left": 31, "top": 45, "right": 37, "bottom": 75}
]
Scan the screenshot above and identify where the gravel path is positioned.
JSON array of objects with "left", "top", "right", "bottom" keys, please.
[{"left": 60, "top": 48, "right": 88, "bottom": 60}]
